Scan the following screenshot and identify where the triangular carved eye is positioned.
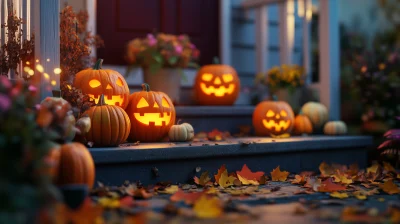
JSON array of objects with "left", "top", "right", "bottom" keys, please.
[
  {"left": 266, "top": 110, "right": 275, "bottom": 117},
  {"left": 137, "top": 97, "right": 149, "bottom": 108},
  {"left": 162, "top": 98, "right": 170, "bottom": 108},
  {"left": 89, "top": 79, "right": 101, "bottom": 88},
  {"left": 153, "top": 102, "right": 159, "bottom": 108},
  {"left": 280, "top": 110, "right": 288, "bottom": 117},
  {"left": 116, "top": 77, "right": 124, "bottom": 87},
  {"left": 201, "top": 73, "right": 213, "bottom": 81}
]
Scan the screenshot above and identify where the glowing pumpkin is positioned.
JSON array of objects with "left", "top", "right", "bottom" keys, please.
[
  {"left": 74, "top": 59, "right": 130, "bottom": 109},
  {"left": 194, "top": 58, "right": 240, "bottom": 105},
  {"left": 252, "top": 97, "right": 295, "bottom": 136},
  {"left": 126, "top": 83, "right": 176, "bottom": 142}
]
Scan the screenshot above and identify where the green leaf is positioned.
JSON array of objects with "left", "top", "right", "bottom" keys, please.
[
  {"left": 168, "top": 56, "right": 178, "bottom": 65},
  {"left": 149, "top": 63, "right": 162, "bottom": 75},
  {"left": 153, "top": 54, "right": 163, "bottom": 64}
]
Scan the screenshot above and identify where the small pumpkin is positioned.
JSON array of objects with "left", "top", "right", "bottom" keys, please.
[
  {"left": 168, "top": 121, "right": 195, "bottom": 142},
  {"left": 82, "top": 94, "right": 131, "bottom": 147},
  {"left": 56, "top": 142, "right": 95, "bottom": 189},
  {"left": 293, "top": 111, "right": 313, "bottom": 135},
  {"left": 252, "top": 96, "right": 295, "bottom": 136},
  {"left": 194, "top": 57, "right": 240, "bottom": 105},
  {"left": 301, "top": 102, "right": 328, "bottom": 130},
  {"left": 126, "top": 83, "right": 176, "bottom": 142},
  {"left": 323, "top": 121, "right": 347, "bottom": 135},
  {"left": 74, "top": 59, "right": 130, "bottom": 109}
]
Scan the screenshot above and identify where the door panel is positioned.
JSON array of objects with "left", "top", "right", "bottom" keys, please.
[{"left": 97, "top": 0, "right": 219, "bottom": 66}]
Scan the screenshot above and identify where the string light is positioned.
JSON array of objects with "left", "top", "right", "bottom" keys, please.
[
  {"left": 36, "top": 64, "right": 44, "bottom": 73},
  {"left": 54, "top": 68, "right": 62, "bottom": 75},
  {"left": 43, "top": 73, "right": 50, "bottom": 80},
  {"left": 46, "top": 58, "right": 50, "bottom": 62},
  {"left": 51, "top": 80, "right": 57, "bottom": 86},
  {"left": 28, "top": 70, "right": 34, "bottom": 76},
  {"left": 26, "top": 61, "right": 30, "bottom": 65}
]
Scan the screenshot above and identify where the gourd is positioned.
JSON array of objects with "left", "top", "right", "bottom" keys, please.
[
  {"left": 168, "top": 121, "right": 195, "bottom": 142},
  {"left": 301, "top": 102, "right": 328, "bottom": 130},
  {"left": 324, "top": 121, "right": 348, "bottom": 135}
]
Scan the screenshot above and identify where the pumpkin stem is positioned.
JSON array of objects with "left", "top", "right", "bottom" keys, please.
[
  {"left": 272, "top": 95, "right": 278, "bottom": 101},
  {"left": 213, "top": 57, "right": 220, "bottom": 64},
  {"left": 98, "top": 94, "right": 107, "bottom": 106},
  {"left": 93, "top": 59, "right": 104, "bottom": 70},
  {"left": 177, "top": 119, "right": 182, "bottom": 125},
  {"left": 142, "top": 83, "right": 151, "bottom": 92}
]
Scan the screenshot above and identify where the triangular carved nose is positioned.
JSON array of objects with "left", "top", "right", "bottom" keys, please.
[
  {"left": 214, "top": 77, "right": 222, "bottom": 84},
  {"left": 106, "top": 84, "right": 113, "bottom": 89}
]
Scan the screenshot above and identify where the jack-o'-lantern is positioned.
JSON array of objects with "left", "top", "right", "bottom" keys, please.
[
  {"left": 74, "top": 59, "right": 130, "bottom": 109},
  {"left": 194, "top": 58, "right": 240, "bottom": 105},
  {"left": 126, "top": 83, "right": 176, "bottom": 142},
  {"left": 253, "top": 97, "right": 295, "bottom": 136}
]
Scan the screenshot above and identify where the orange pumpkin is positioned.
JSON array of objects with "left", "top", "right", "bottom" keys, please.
[
  {"left": 253, "top": 97, "right": 295, "bottom": 136},
  {"left": 82, "top": 94, "right": 131, "bottom": 147},
  {"left": 56, "top": 142, "right": 95, "bottom": 189},
  {"left": 194, "top": 59, "right": 240, "bottom": 105},
  {"left": 126, "top": 83, "right": 176, "bottom": 142},
  {"left": 293, "top": 112, "right": 313, "bottom": 135},
  {"left": 74, "top": 59, "right": 130, "bottom": 109}
]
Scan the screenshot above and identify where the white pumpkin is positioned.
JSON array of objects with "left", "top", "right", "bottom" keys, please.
[
  {"left": 324, "top": 121, "right": 347, "bottom": 135},
  {"left": 168, "top": 122, "right": 195, "bottom": 142},
  {"left": 301, "top": 102, "right": 329, "bottom": 130}
]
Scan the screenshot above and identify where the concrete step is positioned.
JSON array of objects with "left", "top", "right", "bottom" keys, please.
[{"left": 90, "top": 136, "right": 374, "bottom": 186}]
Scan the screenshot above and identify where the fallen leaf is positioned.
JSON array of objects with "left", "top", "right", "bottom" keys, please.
[
  {"left": 259, "top": 175, "right": 268, "bottom": 185},
  {"left": 270, "top": 166, "right": 290, "bottom": 181},
  {"left": 193, "top": 195, "right": 222, "bottom": 219},
  {"left": 330, "top": 192, "right": 349, "bottom": 199},
  {"left": 98, "top": 197, "right": 120, "bottom": 209},
  {"left": 214, "top": 164, "right": 227, "bottom": 183},
  {"left": 353, "top": 192, "right": 367, "bottom": 200},
  {"left": 292, "top": 174, "right": 307, "bottom": 185},
  {"left": 237, "top": 174, "right": 259, "bottom": 185},
  {"left": 332, "top": 170, "right": 353, "bottom": 185},
  {"left": 390, "top": 208, "right": 400, "bottom": 223},
  {"left": 170, "top": 190, "right": 205, "bottom": 205},
  {"left": 242, "top": 186, "right": 259, "bottom": 195},
  {"left": 158, "top": 185, "right": 179, "bottom": 194},
  {"left": 270, "top": 133, "right": 291, "bottom": 138},
  {"left": 318, "top": 178, "right": 347, "bottom": 193},
  {"left": 194, "top": 171, "right": 212, "bottom": 186},
  {"left": 218, "top": 170, "right": 237, "bottom": 188},
  {"left": 367, "top": 163, "right": 380, "bottom": 174},
  {"left": 206, "top": 187, "right": 218, "bottom": 195},
  {"left": 133, "top": 188, "right": 153, "bottom": 199},
  {"left": 304, "top": 177, "right": 322, "bottom": 192},
  {"left": 119, "top": 196, "right": 134, "bottom": 207},
  {"left": 379, "top": 180, "right": 400, "bottom": 195},
  {"left": 57, "top": 197, "right": 103, "bottom": 224},
  {"left": 383, "top": 161, "right": 396, "bottom": 173},
  {"left": 361, "top": 183, "right": 371, "bottom": 188},
  {"left": 236, "top": 164, "right": 264, "bottom": 182},
  {"left": 319, "top": 162, "right": 335, "bottom": 177}
]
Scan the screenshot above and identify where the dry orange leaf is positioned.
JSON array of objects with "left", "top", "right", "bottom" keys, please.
[
  {"left": 332, "top": 170, "right": 353, "bottom": 185},
  {"left": 194, "top": 171, "right": 212, "bottom": 186},
  {"left": 193, "top": 195, "right": 222, "bottom": 219},
  {"left": 318, "top": 178, "right": 347, "bottom": 193},
  {"left": 170, "top": 189, "right": 205, "bottom": 205},
  {"left": 57, "top": 197, "right": 103, "bottom": 224},
  {"left": 379, "top": 180, "right": 400, "bottom": 195},
  {"left": 214, "top": 164, "right": 227, "bottom": 183},
  {"left": 330, "top": 192, "right": 349, "bottom": 199},
  {"left": 237, "top": 174, "right": 259, "bottom": 185},
  {"left": 367, "top": 163, "right": 380, "bottom": 174},
  {"left": 292, "top": 174, "right": 307, "bottom": 185},
  {"left": 319, "top": 162, "right": 335, "bottom": 177},
  {"left": 218, "top": 169, "right": 237, "bottom": 188},
  {"left": 236, "top": 164, "right": 265, "bottom": 182},
  {"left": 383, "top": 161, "right": 396, "bottom": 173},
  {"left": 270, "top": 166, "right": 290, "bottom": 181}
]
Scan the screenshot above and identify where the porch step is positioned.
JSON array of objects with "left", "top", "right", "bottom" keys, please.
[
  {"left": 175, "top": 106, "right": 254, "bottom": 133},
  {"left": 90, "top": 136, "right": 374, "bottom": 186}
]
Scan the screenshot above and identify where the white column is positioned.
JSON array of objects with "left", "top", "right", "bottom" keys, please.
[
  {"left": 278, "top": 0, "right": 295, "bottom": 65},
  {"left": 22, "top": 0, "right": 31, "bottom": 40},
  {"left": 319, "top": 0, "right": 340, "bottom": 120},
  {"left": 33, "top": 0, "right": 60, "bottom": 100},
  {"left": 1, "top": 1, "right": 8, "bottom": 45},
  {"left": 302, "top": 0, "right": 312, "bottom": 84},
  {"left": 87, "top": 0, "right": 97, "bottom": 58},
  {"left": 255, "top": 5, "right": 267, "bottom": 73},
  {"left": 219, "top": 0, "right": 231, "bottom": 65}
]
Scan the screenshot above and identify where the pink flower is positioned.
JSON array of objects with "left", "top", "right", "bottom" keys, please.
[
  {"left": 175, "top": 45, "right": 183, "bottom": 54},
  {"left": 0, "top": 93, "right": 11, "bottom": 111},
  {"left": 190, "top": 44, "right": 196, "bottom": 49},
  {"left": 147, "top": 34, "right": 157, "bottom": 46},
  {"left": 178, "top": 35, "right": 185, "bottom": 41},
  {"left": 28, "top": 85, "right": 37, "bottom": 92},
  {"left": 0, "top": 76, "right": 11, "bottom": 89},
  {"left": 35, "top": 104, "right": 41, "bottom": 110}
]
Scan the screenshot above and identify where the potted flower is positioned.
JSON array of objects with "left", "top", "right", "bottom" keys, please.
[
  {"left": 255, "top": 64, "right": 306, "bottom": 112},
  {"left": 125, "top": 33, "right": 200, "bottom": 103}
]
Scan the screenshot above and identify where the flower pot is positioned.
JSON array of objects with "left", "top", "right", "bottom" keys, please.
[
  {"left": 143, "top": 68, "right": 181, "bottom": 104},
  {"left": 272, "top": 88, "right": 302, "bottom": 113}
]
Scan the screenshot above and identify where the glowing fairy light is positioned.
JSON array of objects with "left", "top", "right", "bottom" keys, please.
[
  {"left": 28, "top": 70, "right": 34, "bottom": 76},
  {"left": 36, "top": 64, "right": 44, "bottom": 73},
  {"left": 36, "top": 59, "right": 39, "bottom": 63},
  {"left": 46, "top": 58, "right": 50, "bottom": 62},
  {"left": 24, "top": 66, "right": 31, "bottom": 73},
  {"left": 54, "top": 68, "right": 62, "bottom": 75},
  {"left": 66, "top": 84, "right": 72, "bottom": 90},
  {"left": 26, "top": 61, "right": 30, "bottom": 65},
  {"left": 51, "top": 80, "right": 57, "bottom": 86},
  {"left": 43, "top": 73, "right": 50, "bottom": 80}
]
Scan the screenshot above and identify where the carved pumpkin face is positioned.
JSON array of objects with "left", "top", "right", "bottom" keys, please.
[
  {"left": 253, "top": 100, "right": 295, "bottom": 136},
  {"left": 74, "top": 59, "right": 130, "bottom": 109},
  {"left": 194, "top": 64, "right": 240, "bottom": 105},
  {"left": 126, "top": 83, "right": 176, "bottom": 142}
]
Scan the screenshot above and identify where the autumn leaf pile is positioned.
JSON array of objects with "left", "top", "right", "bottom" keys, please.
[{"left": 48, "top": 162, "right": 400, "bottom": 223}]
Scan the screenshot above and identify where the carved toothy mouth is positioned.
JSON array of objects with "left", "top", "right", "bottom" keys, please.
[
  {"left": 89, "top": 94, "right": 125, "bottom": 107},
  {"left": 133, "top": 112, "right": 172, "bottom": 126},
  {"left": 200, "top": 83, "right": 235, "bottom": 97},
  {"left": 262, "top": 119, "right": 291, "bottom": 132}
]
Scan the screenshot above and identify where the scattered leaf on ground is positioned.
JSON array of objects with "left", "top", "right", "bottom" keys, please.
[
  {"left": 367, "top": 163, "right": 380, "bottom": 174},
  {"left": 158, "top": 185, "right": 179, "bottom": 194},
  {"left": 237, "top": 174, "right": 260, "bottom": 185},
  {"left": 330, "top": 192, "right": 349, "bottom": 199},
  {"left": 318, "top": 178, "right": 347, "bottom": 193},
  {"left": 379, "top": 180, "right": 400, "bottom": 195},
  {"left": 292, "top": 174, "right": 307, "bottom": 185},
  {"left": 170, "top": 190, "right": 205, "bottom": 205},
  {"left": 236, "top": 164, "right": 264, "bottom": 182},
  {"left": 57, "top": 197, "right": 103, "bottom": 224},
  {"left": 194, "top": 171, "right": 212, "bottom": 186},
  {"left": 218, "top": 170, "right": 237, "bottom": 188},
  {"left": 214, "top": 164, "right": 227, "bottom": 183},
  {"left": 193, "top": 195, "right": 222, "bottom": 219},
  {"left": 270, "top": 166, "right": 290, "bottom": 181}
]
